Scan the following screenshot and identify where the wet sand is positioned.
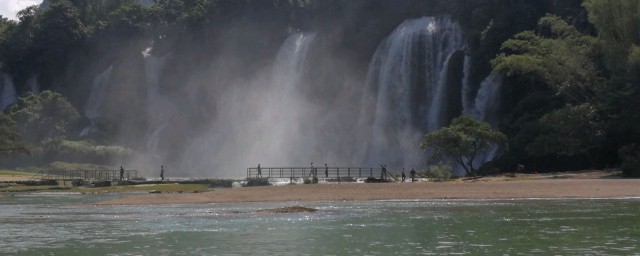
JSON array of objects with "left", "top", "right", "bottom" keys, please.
[{"left": 98, "top": 174, "right": 640, "bottom": 205}]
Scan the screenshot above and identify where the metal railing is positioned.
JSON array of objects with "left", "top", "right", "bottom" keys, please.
[
  {"left": 29, "top": 169, "right": 138, "bottom": 181},
  {"left": 247, "top": 167, "right": 394, "bottom": 180}
]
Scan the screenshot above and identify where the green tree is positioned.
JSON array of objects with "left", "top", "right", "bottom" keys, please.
[
  {"left": 492, "top": 15, "right": 601, "bottom": 104},
  {"left": 0, "top": 114, "right": 28, "bottom": 156},
  {"left": 8, "top": 91, "right": 80, "bottom": 149},
  {"left": 526, "top": 103, "right": 604, "bottom": 163},
  {"left": 33, "top": 0, "right": 88, "bottom": 87},
  {"left": 0, "top": 6, "right": 41, "bottom": 86},
  {"left": 420, "top": 115, "right": 507, "bottom": 176},
  {"left": 584, "top": 0, "right": 640, "bottom": 167}
]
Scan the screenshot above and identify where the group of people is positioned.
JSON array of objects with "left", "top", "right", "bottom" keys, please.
[
  {"left": 382, "top": 165, "right": 417, "bottom": 182},
  {"left": 400, "top": 167, "right": 417, "bottom": 182}
]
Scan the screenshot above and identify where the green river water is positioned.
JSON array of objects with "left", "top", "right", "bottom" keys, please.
[{"left": 0, "top": 193, "right": 639, "bottom": 255}]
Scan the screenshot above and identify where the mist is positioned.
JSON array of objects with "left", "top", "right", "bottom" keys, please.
[{"left": 73, "top": 5, "right": 500, "bottom": 178}]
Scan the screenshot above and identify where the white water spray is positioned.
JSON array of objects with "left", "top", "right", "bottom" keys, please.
[
  {"left": 80, "top": 65, "right": 113, "bottom": 137},
  {"left": 365, "top": 16, "right": 467, "bottom": 168},
  {"left": 1, "top": 73, "right": 17, "bottom": 111}
]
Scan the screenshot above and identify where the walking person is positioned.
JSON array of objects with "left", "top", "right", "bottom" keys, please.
[
  {"left": 257, "top": 164, "right": 262, "bottom": 177},
  {"left": 410, "top": 168, "right": 416, "bottom": 182},
  {"left": 160, "top": 165, "right": 165, "bottom": 181},
  {"left": 120, "top": 166, "right": 124, "bottom": 181},
  {"left": 309, "top": 162, "right": 316, "bottom": 177},
  {"left": 401, "top": 168, "right": 406, "bottom": 182}
]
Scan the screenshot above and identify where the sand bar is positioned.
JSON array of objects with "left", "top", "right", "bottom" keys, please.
[{"left": 98, "top": 177, "right": 640, "bottom": 205}]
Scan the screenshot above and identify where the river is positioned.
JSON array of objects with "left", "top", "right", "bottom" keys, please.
[{"left": 1, "top": 193, "right": 639, "bottom": 255}]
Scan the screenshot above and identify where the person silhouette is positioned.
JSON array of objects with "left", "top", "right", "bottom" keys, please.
[
  {"left": 257, "top": 164, "right": 262, "bottom": 177},
  {"left": 401, "top": 168, "right": 406, "bottom": 182},
  {"left": 410, "top": 168, "right": 416, "bottom": 182},
  {"left": 160, "top": 165, "right": 165, "bottom": 181},
  {"left": 120, "top": 166, "right": 124, "bottom": 181},
  {"left": 324, "top": 163, "right": 328, "bottom": 178},
  {"left": 309, "top": 162, "right": 316, "bottom": 177}
]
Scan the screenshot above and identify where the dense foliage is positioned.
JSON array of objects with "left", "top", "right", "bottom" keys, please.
[{"left": 0, "top": 0, "right": 638, "bottom": 176}]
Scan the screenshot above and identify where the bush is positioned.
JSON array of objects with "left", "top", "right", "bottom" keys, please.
[
  {"left": 420, "top": 164, "right": 452, "bottom": 181},
  {"left": 245, "top": 177, "right": 270, "bottom": 187},
  {"left": 176, "top": 179, "right": 234, "bottom": 188},
  {"left": 619, "top": 144, "right": 640, "bottom": 177},
  {"left": 364, "top": 177, "right": 389, "bottom": 183},
  {"left": 91, "top": 181, "right": 112, "bottom": 187},
  {"left": 16, "top": 180, "right": 58, "bottom": 186}
]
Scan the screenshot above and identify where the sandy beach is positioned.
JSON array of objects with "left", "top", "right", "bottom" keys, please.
[{"left": 97, "top": 172, "right": 640, "bottom": 205}]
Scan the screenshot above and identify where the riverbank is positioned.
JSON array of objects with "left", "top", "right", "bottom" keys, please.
[{"left": 98, "top": 171, "right": 640, "bottom": 205}]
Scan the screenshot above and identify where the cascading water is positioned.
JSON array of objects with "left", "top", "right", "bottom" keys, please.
[
  {"left": 365, "top": 16, "right": 467, "bottom": 168},
  {"left": 468, "top": 73, "right": 504, "bottom": 166},
  {"left": 1, "top": 73, "right": 17, "bottom": 111},
  {"left": 471, "top": 73, "right": 503, "bottom": 124},
  {"left": 80, "top": 65, "right": 113, "bottom": 137},
  {"left": 141, "top": 46, "right": 174, "bottom": 161},
  {"left": 461, "top": 54, "right": 473, "bottom": 115},
  {"left": 261, "top": 32, "right": 316, "bottom": 161},
  {"left": 177, "top": 32, "right": 317, "bottom": 176}
]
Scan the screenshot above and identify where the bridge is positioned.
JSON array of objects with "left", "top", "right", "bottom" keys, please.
[
  {"left": 247, "top": 166, "right": 394, "bottom": 180},
  {"left": 29, "top": 169, "right": 139, "bottom": 181}
]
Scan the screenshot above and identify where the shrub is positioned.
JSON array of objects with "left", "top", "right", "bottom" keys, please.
[
  {"left": 619, "top": 144, "right": 640, "bottom": 177},
  {"left": 177, "top": 179, "right": 234, "bottom": 188},
  {"left": 16, "top": 179, "right": 58, "bottom": 186},
  {"left": 245, "top": 177, "right": 270, "bottom": 187},
  {"left": 420, "top": 164, "right": 453, "bottom": 181}
]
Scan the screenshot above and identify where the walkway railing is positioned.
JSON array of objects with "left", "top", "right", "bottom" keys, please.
[
  {"left": 29, "top": 169, "right": 138, "bottom": 181},
  {"left": 247, "top": 167, "right": 391, "bottom": 180}
]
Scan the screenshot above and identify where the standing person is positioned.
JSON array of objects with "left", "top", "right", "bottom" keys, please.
[
  {"left": 120, "top": 166, "right": 124, "bottom": 181},
  {"left": 410, "top": 168, "right": 416, "bottom": 182},
  {"left": 401, "top": 168, "right": 406, "bottom": 182},
  {"left": 324, "top": 163, "right": 328, "bottom": 178},
  {"left": 309, "top": 162, "right": 316, "bottom": 177},
  {"left": 384, "top": 165, "right": 388, "bottom": 180},
  {"left": 257, "top": 164, "right": 262, "bottom": 177},
  {"left": 160, "top": 165, "right": 165, "bottom": 181},
  {"left": 380, "top": 164, "right": 388, "bottom": 180}
]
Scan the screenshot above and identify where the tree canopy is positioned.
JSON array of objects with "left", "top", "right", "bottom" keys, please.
[
  {"left": 8, "top": 91, "right": 80, "bottom": 146},
  {"left": 420, "top": 115, "right": 507, "bottom": 176}
]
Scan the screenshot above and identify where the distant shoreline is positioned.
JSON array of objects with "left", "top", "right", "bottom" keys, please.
[{"left": 97, "top": 172, "right": 640, "bottom": 205}]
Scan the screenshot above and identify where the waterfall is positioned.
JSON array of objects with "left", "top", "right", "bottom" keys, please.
[
  {"left": 365, "top": 16, "right": 466, "bottom": 167},
  {"left": 262, "top": 32, "right": 316, "bottom": 158},
  {"left": 141, "top": 46, "right": 174, "bottom": 159},
  {"left": 178, "top": 32, "right": 317, "bottom": 175},
  {"left": 471, "top": 73, "right": 503, "bottom": 124},
  {"left": 469, "top": 73, "right": 504, "bottom": 166},
  {"left": 461, "top": 54, "right": 473, "bottom": 115},
  {"left": 80, "top": 65, "right": 113, "bottom": 137},
  {"left": 1, "top": 74, "right": 17, "bottom": 111}
]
